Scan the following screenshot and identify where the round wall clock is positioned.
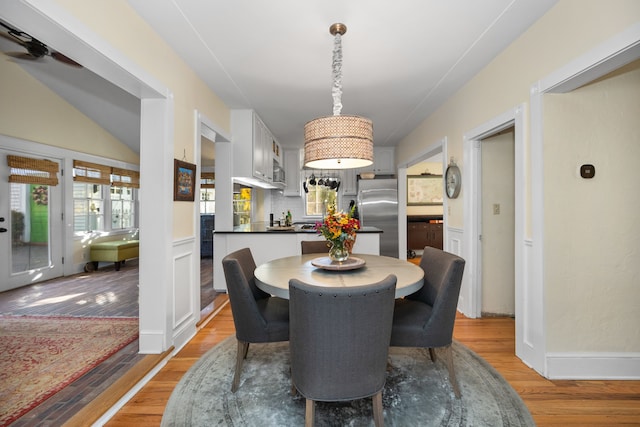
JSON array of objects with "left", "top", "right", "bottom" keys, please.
[{"left": 445, "top": 164, "right": 461, "bottom": 199}]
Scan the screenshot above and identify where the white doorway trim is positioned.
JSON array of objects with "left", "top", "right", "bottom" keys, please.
[
  {"left": 397, "top": 138, "right": 445, "bottom": 260},
  {"left": 194, "top": 111, "right": 230, "bottom": 314},
  {"left": 462, "top": 105, "right": 536, "bottom": 368},
  {"left": 530, "top": 23, "right": 640, "bottom": 377}
]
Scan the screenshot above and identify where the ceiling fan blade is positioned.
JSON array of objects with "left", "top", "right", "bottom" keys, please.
[
  {"left": 5, "top": 51, "right": 40, "bottom": 60},
  {"left": 1, "top": 21, "right": 81, "bottom": 68},
  {"left": 51, "top": 51, "right": 82, "bottom": 68},
  {"left": 0, "top": 30, "right": 27, "bottom": 48}
]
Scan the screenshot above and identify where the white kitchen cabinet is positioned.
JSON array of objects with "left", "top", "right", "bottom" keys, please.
[
  {"left": 252, "top": 114, "right": 266, "bottom": 179},
  {"left": 359, "top": 147, "right": 396, "bottom": 175},
  {"left": 340, "top": 168, "right": 357, "bottom": 196},
  {"left": 231, "top": 109, "right": 274, "bottom": 184},
  {"left": 283, "top": 148, "right": 302, "bottom": 196},
  {"left": 255, "top": 114, "right": 274, "bottom": 182}
]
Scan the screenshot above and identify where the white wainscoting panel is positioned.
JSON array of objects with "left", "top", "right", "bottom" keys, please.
[
  {"left": 447, "top": 228, "right": 463, "bottom": 257},
  {"left": 446, "top": 227, "right": 468, "bottom": 315},
  {"left": 172, "top": 237, "right": 198, "bottom": 351}
]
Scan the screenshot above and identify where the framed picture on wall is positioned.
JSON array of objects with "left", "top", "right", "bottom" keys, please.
[
  {"left": 407, "top": 174, "right": 444, "bottom": 206},
  {"left": 174, "top": 159, "right": 197, "bottom": 201}
]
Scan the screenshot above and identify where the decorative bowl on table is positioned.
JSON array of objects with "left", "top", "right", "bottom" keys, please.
[{"left": 310, "top": 256, "right": 366, "bottom": 271}]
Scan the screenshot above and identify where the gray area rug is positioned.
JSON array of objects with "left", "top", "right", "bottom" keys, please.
[{"left": 162, "top": 336, "right": 535, "bottom": 426}]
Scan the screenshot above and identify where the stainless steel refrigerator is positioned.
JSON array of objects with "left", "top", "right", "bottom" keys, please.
[{"left": 357, "top": 178, "right": 399, "bottom": 258}]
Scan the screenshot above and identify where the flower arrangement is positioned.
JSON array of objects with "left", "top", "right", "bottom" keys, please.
[{"left": 315, "top": 203, "right": 360, "bottom": 261}]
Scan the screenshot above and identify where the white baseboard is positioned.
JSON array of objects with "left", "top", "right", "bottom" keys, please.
[
  {"left": 172, "top": 318, "right": 197, "bottom": 352},
  {"left": 546, "top": 352, "right": 640, "bottom": 379},
  {"left": 138, "top": 330, "right": 165, "bottom": 353}
]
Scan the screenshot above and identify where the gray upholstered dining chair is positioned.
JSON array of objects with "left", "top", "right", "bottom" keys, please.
[
  {"left": 289, "top": 275, "right": 397, "bottom": 427},
  {"left": 300, "top": 240, "right": 329, "bottom": 254},
  {"left": 390, "top": 246, "right": 466, "bottom": 397},
  {"left": 222, "top": 248, "right": 289, "bottom": 393}
]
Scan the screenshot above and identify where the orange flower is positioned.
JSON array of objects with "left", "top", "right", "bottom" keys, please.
[{"left": 314, "top": 204, "right": 360, "bottom": 250}]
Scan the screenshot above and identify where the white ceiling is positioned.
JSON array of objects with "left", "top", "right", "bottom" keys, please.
[
  {"left": 2, "top": 0, "right": 558, "bottom": 157},
  {"left": 128, "top": 0, "right": 557, "bottom": 149}
]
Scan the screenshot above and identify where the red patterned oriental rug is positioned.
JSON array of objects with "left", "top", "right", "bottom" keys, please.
[{"left": 0, "top": 315, "right": 138, "bottom": 426}]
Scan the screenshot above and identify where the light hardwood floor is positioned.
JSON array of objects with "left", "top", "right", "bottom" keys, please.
[{"left": 106, "top": 294, "right": 640, "bottom": 427}]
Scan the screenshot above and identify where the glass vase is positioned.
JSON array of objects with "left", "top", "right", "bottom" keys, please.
[{"left": 328, "top": 241, "right": 349, "bottom": 262}]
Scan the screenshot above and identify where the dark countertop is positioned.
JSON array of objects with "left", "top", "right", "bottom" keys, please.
[
  {"left": 215, "top": 222, "right": 382, "bottom": 234},
  {"left": 407, "top": 215, "right": 443, "bottom": 222}
]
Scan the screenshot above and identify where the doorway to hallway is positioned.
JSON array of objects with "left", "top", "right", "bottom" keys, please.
[{"left": 480, "top": 128, "right": 515, "bottom": 317}]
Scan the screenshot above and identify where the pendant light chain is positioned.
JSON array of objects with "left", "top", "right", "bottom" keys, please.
[{"left": 331, "top": 33, "right": 343, "bottom": 116}]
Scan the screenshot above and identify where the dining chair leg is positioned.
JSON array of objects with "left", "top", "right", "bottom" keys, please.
[
  {"left": 441, "top": 344, "right": 461, "bottom": 398},
  {"left": 242, "top": 340, "right": 250, "bottom": 358},
  {"left": 372, "top": 391, "right": 384, "bottom": 427},
  {"left": 290, "top": 368, "right": 297, "bottom": 396},
  {"left": 305, "top": 398, "right": 315, "bottom": 427},
  {"left": 428, "top": 347, "right": 437, "bottom": 362},
  {"left": 232, "top": 340, "right": 249, "bottom": 393}
]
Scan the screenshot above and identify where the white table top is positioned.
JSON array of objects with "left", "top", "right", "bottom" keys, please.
[{"left": 254, "top": 253, "right": 424, "bottom": 299}]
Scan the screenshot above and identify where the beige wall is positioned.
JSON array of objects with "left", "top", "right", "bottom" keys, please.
[
  {"left": 544, "top": 60, "right": 640, "bottom": 352},
  {"left": 397, "top": 0, "right": 640, "bottom": 354},
  {"left": 0, "top": 53, "right": 137, "bottom": 163},
  {"left": 397, "top": 0, "right": 640, "bottom": 232},
  {"left": 54, "top": 0, "right": 231, "bottom": 238}
]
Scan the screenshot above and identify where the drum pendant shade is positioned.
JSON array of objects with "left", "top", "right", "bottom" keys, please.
[{"left": 304, "top": 115, "right": 373, "bottom": 169}]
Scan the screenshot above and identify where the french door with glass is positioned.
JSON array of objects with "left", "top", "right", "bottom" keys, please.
[{"left": 0, "top": 149, "right": 63, "bottom": 291}]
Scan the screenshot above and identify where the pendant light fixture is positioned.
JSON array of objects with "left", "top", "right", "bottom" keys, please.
[{"left": 303, "top": 23, "right": 373, "bottom": 170}]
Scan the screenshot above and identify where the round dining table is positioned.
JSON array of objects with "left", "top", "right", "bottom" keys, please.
[{"left": 254, "top": 253, "right": 424, "bottom": 299}]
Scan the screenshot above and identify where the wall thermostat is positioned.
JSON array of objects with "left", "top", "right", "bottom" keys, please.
[{"left": 580, "top": 164, "right": 595, "bottom": 179}]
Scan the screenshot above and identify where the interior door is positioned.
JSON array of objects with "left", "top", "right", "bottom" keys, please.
[{"left": 0, "top": 149, "right": 63, "bottom": 291}]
